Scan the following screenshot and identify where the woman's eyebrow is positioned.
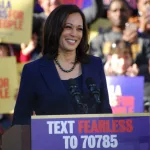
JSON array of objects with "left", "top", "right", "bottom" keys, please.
[{"left": 65, "top": 23, "right": 83, "bottom": 27}]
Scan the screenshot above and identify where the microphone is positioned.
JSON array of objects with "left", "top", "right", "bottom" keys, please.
[
  {"left": 86, "top": 77, "right": 101, "bottom": 104},
  {"left": 69, "top": 79, "right": 82, "bottom": 105}
]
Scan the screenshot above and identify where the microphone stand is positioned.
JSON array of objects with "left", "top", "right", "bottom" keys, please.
[{"left": 69, "top": 79, "right": 88, "bottom": 114}]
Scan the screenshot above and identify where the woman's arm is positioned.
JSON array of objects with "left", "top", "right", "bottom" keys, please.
[
  {"left": 98, "top": 58, "right": 112, "bottom": 113},
  {"left": 12, "top": 64, "right": 36, "bottom": 125}
]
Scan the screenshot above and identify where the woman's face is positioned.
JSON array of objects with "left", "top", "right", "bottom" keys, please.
[
  {"left": 59, "top": 13, "right": 83, "bottom": 53},
  {"left": 108, "top": 1, "right": 129, "bottom": 28},
  {"left": 110, "top": 53, "right": 132, "bottom": 75},
  {"left": 39, "top": 0, "right": 60, "bottom": 14},
  {"left": 138, "top": 0, "right": 150, "bottom": 13}
]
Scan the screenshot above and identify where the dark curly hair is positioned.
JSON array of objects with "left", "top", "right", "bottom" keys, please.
[{"left": 42, "top": 4, "right": 90, "bottom": 63}]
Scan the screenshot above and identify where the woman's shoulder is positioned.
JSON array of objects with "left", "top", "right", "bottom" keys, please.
[
  {"left": 22, "top": 56, "right": 47, "bottom": 76},
  {"left": 88, "top": 55, "right": 102, "bottom": 65},
  {"left": 24, "top": 57, "right": 43, "bottom": 69},
  {"left": 24, "top": 55, "right": 50, "bottom": 68}
]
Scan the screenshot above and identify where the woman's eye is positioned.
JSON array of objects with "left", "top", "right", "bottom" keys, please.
[
  {"left": 65, "top": 26, "right": 71, "bottom": 29},
  {"left": 78, "top": 28, "right": 83, "bottom": 31}
]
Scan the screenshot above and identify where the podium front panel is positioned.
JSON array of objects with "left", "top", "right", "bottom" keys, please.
[{"left": 31, "top": 114, "right": 150, "bottom": 150}]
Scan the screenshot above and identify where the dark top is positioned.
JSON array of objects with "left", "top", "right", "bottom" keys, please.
[
  {"left": 61, "top": 75, "right": 82, "bottom": 92},
  {"left": 61, "top": 75, "right": 87, "bottom": 113}
]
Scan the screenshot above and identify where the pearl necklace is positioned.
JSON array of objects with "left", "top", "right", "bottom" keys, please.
[{"left": 54, "top": 57, "right": 77, "bottom": 73}]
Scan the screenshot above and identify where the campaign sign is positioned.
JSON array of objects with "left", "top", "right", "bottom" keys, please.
[
  {"left": 0, "top": 0, "right": 34, "bottom": 44},
  {"left": 0, "top": 57, "right": 18, "bottom": 113},
  {"left": 62, "top": 0, "right": 92, "bottom": 9},
  {"left": 106, "top": 76, "right": 144, "bottom": 113},
  {"left": 31, "top": 114, "right": 150, "bottom": 150}
]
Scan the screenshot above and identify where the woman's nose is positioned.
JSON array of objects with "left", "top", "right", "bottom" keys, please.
[
  {"left": 70, "top": 28, "right": 77, "bottom": 36},
  {"left": 116, "top": 10, "right": 122, "bottom": 18}
]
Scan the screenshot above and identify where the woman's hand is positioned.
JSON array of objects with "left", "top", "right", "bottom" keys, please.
[
  {"left": 123, "top": 23, "right": 138, "bottom": 43},
  {"left": 104, "top": 59, "right": 114, "bottom": 76},
  {"left": 126, "top": 64, "right": 139, "bottom": 77}
]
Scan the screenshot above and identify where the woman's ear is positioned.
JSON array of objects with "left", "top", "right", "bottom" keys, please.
[{"left": 107, "top": 10, "right": 110, "bottom": 20}]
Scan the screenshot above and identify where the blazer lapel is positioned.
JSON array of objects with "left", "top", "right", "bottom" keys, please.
[
  {"left": 39, "top": 56, "right": 67, "bottom": 95},
  {"left": 39, "top": 56, "right": 99, "bottom": 96},
  {"left": 82, "top": 63, "right": 91, "bottom": 93}
]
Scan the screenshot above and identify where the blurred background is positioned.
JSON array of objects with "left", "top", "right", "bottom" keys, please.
[{"left": 0, "top": 0, "right": 150, "bottom": 146}]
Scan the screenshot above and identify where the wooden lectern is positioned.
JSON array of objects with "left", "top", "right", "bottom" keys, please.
[{"left": 2, "top": 125, "right": 30, "bottom": 150}]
